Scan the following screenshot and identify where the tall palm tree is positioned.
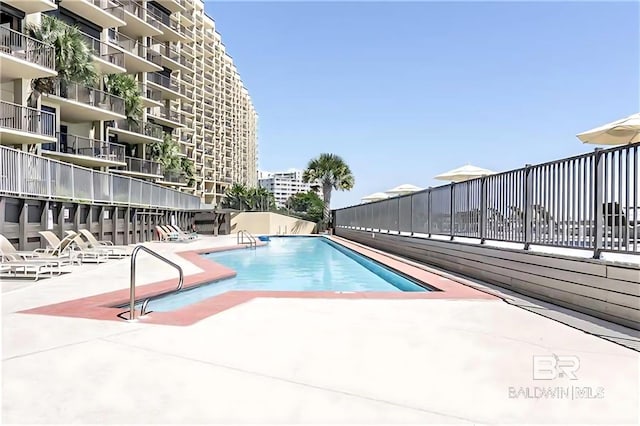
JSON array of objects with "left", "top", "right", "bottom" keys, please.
[
  {"left": 27, "top": 15, "right": 97, "bottom": 107},
  {"left": 303, "top": 153, "right": 355, "bottom": 223},
  {"left": 103, "top": 74, "right": 143, "bottom": 125},
  {"left": 222, "top": 183, "right": 249, "bottom": 210},
  {"left": 150, "top": 133, "right": 181, "bottom": 172},
  {"left": 247, "top": 187, "right": 274, "bottom": 212}
]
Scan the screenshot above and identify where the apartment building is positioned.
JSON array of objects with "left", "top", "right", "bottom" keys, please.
[
  {"left": 0, "top": 0, "right": 257, "bottom": 207},
  {"left": 258, "top": 169, "right": 322, "bottom": 208}
]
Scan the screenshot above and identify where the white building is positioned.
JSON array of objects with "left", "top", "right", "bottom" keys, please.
[{"left": 258, "top": 169, "right": 321, "bottom": 208}]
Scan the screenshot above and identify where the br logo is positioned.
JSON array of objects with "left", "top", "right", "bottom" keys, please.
[{"left": 533, "top": 355, "right": 580, "bottom": 380}]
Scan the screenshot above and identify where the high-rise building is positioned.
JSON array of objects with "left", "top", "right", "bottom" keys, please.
[
  {"left": 258, "top": 169, "right": 321, "bottom": 208},
  {"left": 0, "top": 0, "right": 257, "bottom": 207}
]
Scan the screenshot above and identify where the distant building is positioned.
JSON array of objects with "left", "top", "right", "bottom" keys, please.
[{"left": 258, "top": 169, "right": 321, "bottom": 208}]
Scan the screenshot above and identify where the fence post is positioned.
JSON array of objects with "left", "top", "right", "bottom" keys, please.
[
  {"left": 397, "top": 198, "right": 401, "bottom": 234},
  {"left": 427, "top": 188, "right": 432, "bottom": 237},
  {"left": 410, "top": 194, "right": 414, "bottom": 236},
  {"left": 479, "top": 177, "right": 487, "bottom": 243},
  {"left": 523, "top": 164, "right": 533, "bottom": 250},
  {"left": 593, "top": 148, "right": 604, "bottom": 259},
  {"left": 450, "top": 183, "right": 455, "bottom": 240}
]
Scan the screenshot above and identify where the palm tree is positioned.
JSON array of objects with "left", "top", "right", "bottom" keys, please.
[
  {"left": 303, "top": 153, "right": 355, "bottom": 223},
  {"left": 27, "top": 15, "right": 97, "bottom": 107},
  {"left": 222, "top": 183, "right": 249, "bottom": 210},
  {"left": 247, "top": 187, "right": 274, "bottom": 212},
  {"left": 180, "top": 157, "right": 196, "bottom": 187},
  {"left": 150, "top": 133, "right": 181, "bottom": 172},
  {"left": 103, "top": 74, "right": 142, "bottom": 126}
]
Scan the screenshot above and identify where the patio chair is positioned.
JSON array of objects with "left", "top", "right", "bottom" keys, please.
[
  {"left": 0, "top": 253, "right": 63, "bottom": 281},
  {"left": 64, "top": 231, "right": 129, "bottom": 259},
  {"left": 0, "top": 234, "right": 75, "bottom": 268},
  {"left": 156, "top": 226, "right": 178, "bottom": 242},
  {"left": 77, "top": 229, "right": 133, "bottom": 255},
  {"left": 38, "top": 231, "right": 107, "bottom": 264},
  {"left": 167, "top": 225, "right": 198, "bottom": 240}
]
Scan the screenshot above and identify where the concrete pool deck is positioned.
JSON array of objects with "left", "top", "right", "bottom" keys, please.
[{"left": 2, "top": 234, "right": 639, "bottom": 423}]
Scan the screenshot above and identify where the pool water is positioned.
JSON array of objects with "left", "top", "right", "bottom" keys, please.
[{"left": 141, "top": 237, "right": 429, "bottom": 312}]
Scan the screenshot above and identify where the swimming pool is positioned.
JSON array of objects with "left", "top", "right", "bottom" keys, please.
[{"left": 139, "top": 237, "right": 431, "bottom": 312}]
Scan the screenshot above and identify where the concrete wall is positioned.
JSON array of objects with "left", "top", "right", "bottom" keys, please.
[
  {"left": 0, "top": 196, "right": 195, "bottom": 250},
  {"left": 231, "top": 212, "right": 316, "bottom": 235},
  {"left": 336, "top": 228, "right": 640, "bottom": 330}
]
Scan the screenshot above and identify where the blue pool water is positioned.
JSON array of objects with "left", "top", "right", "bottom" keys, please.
[{"left": 140, "top": 237, "right": 429, "bottom": 312}]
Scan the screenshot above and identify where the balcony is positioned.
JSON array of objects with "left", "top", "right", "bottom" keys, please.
[
  {"left": 138, "top": 83, "right": 163, "bottom": 108},
  {"left": 150, "top": 41, "right": 190, "bottom": 73},
  {"left": 114, "top": 156, "right": 164, "bottom": 179},
  {"left": 41, "top": 133, "right": 126, "bottom": 168},
  {"left": 0, "top": 101, "right": 56, "bottom": 145},
  {"left": 153, "top": 0, "right": 186, "bottom": 14},
  {"left": 107, "top": 119, "right": 163, "bottom": 145},
  {"left": 109, "top": 32, "right": 162, "bottom": 73},
  {"left": 80, "top": 32, "right": 126, "bottom": 75},
  {"left": 147, "top": 72, "right": 185, "bottom": 100},
  {"left": 59, "top": 0, "right": 126, "bottom": 29},
  {"left": 46, "top": 79, "right": 125, "bottom": 122},
  {"left": 0, "top": 27, "right": 57, "bottom": 82},
  {"left": 2, "top": 0, "right": 57, "bottom": 14},
  {"left": 148, "top": 106, "right": 183, "bottom": 128},
  {"left": 118, "top": 0, "right": 162, "bottom": 38},
  {"left": 146, "top": 3, "right": 186, "bottom": 42},
  {"left": 157, "top": 170, "right": 187, "bottom": 187}
]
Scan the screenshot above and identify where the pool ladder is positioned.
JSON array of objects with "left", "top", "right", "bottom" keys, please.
[
  {"left": 237, "top": 230, "right": 257, "bottom": 249},
  {"left": 128, "top": 245, "right": 184, "bottom": 321}
]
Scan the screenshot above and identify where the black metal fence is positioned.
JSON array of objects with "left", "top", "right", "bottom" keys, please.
[{"left": 335, "top": 142, "right": 640, "bottom": 257}]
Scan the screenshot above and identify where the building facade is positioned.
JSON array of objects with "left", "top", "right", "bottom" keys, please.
[
  {"left": 258, "top": 169, "right": 321, "bottom": 208},
  {"left": 0, "top": 0, "right": 257, "bottom": 207}
]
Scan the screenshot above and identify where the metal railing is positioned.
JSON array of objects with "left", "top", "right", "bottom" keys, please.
[
  {"left": 42, "top": 133, "right": 126, "bottom": 163},
  {"left": 125, "top": 156, "right": 163, "bottom": 176},
  {"left": 80, "top": 32, "right": 125, "bottom": 68},
  {"left": 0, "top": 145, "right": 200, "bottom": 210},
  {"left": 150, "top": 105, "right": 181, "bottom": 124},
  {"left": 237, "top": 230, "right": 257, "bottom": 249},
  {"left": 119, "top": 0, "right": 144, "bottom": 19},
  {"left": 49, "top": 79, "right": 125, "bottom": 116},
  {"left": 138, "top": 82, "right": 162, "bottom": 103},
  {"left": 161, "top": 171, "right": 186, "bottom": 184},
  {"left": 129, "top": 245, "right": 183, "bottom": 320},
  {"left": 0, "top": 101, "right": 56, "bottom": 137},
  {"left": 334, "top": 143, "right": 640, "bottom": 257},
  {"left": 150, "top": 41, "right": 180, "bottom": 63},
  {"left": 0, "top": 27, "right": 55, "bottom": 70},
  {"left": 147, "top": 72, "right": 180, "bottom": 92},
  {"left": 146, "top": 3, "right": 185, "bottom": 34},
  {"left": 110, "top": 119, "right": 163, "bottom": 140},
  {"left": 92, "top": 0, "right": 125, "bottom": 21}
]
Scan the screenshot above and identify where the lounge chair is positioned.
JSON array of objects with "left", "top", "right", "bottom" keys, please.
[
  {"left": 156, "top": 225, "right": 178, "bottom": 241},
  {"left": 0, "top": 253, "right": 62, "bottom": 281},
  {"left": 38, "top": 231, "right": 108, "bottom": 264},
  {"left": 65, "top": 230, "right": 131, "bottom": 258},
  {"left": 167, "top": 225, "right": 198, "bottom": 240}
]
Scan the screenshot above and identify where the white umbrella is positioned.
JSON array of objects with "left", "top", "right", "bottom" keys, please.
[
  {"left": 577, "top": 113, "right": 640, "bottom": 145},
  {"left": 385, "top": 184, "right": 424, "bottom": 196},
  {"left": 361, "top": 192, "right": 390, "bottom": 203},
  {"left": 434, "top": 164, "right": 496, "bottom": 183}
]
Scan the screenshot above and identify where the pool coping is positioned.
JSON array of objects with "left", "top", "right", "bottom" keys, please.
[{"left": 20, "top": 236, "right": 496, "bottom": 326}]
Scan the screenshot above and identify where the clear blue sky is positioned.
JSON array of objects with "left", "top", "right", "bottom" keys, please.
[{"left": 205, "top": 0, "right": 639, "bottom": 209}]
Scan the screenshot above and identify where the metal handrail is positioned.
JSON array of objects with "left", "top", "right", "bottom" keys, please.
[
  {"left": 129, "top": 245, "right": 184, "bottom": 320},
  {"left": 237, "top": 230, "right": 257, "bottom": 249}
]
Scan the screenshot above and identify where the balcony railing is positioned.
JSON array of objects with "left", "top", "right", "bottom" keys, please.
[
  {"left": 111, "top": 119, "right": 163, "bottom": 140},
  {"left": 146, "top": 3, "right": 184, "bottom": 34},
  {"left": 80, "top": 32, "right": 125, "bottom": 68},
  {"left": 0, "top": 101, "right": 56, "bottom": 137},
  {"left": 147, "top": 72, "right": 180, "bottom": 92},
  {"left": 42, "top": 133, "right": 126, "bottom": 163},
  {"left": 0, "top": 27, "right": 55, "bottom": 70},
  {"left": 126, "top": 156, "right": 163, "bottom": 176},
  {"left": 50, "top": 79, "right": 125, "bottom": 116},
  {"left": 0, "top": 145, "right": 201, "bottom": 209},
  {"left": 119, "top": 0, "right": 144, "bottom": 19},
  {"left": 138, "top": 82, "right": 162, "bottom": 102},
  {"left": 91, "top": 0, "right": 125, "bottom": 20},
  {"left": 162, "top": 171, "right": 186, "bottom": 184},
  {"left": 110, "top": 32, "right": 161, "bottom": 65},
  {"left": 151, "top": 105, "right": 181, "bottom": 123},
  {"left": 151, "top": 41, "right": 180, "bottom": 63}
]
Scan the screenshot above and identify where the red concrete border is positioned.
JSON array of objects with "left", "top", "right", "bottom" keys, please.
[{"left": 20, "top": 237, "right": 496, "bottom": 326}]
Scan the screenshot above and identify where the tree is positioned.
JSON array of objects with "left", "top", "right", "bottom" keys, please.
[
  {"left": 221, "top": 184, "right": 275, "bottom": 211},
  {"left": 103, "top": 74, "right": 143, "bottom": 126},
  {"left": 180, "top": 157, "right": 196, "bottom": 187},
  {"left": 150, "top": 133, "right": 181, "bottom": 172},
  {"left": 286, "top": 190, "right": 324, "bottom": 223},
  {"left": 27, "top": 15, "right": 97, "bottom": 107},
  {"left": 221, "top": 183, "right": 249, "bottom": 210},
  {"left": 303, "top": 153, "right": 355, "bottom": 223}
]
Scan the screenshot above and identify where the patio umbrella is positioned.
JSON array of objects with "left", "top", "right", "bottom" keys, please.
[
  {"left": 361, "top": 192, "right": 390, "bottom": 203},
  {"left": 576, "top": 113, "right": 640, "bottom": 145},
  {"left": 434, "top": 164, "right": 496, "bottom": 183},
  {"left": 384, "top": 184, "right": 424, "bottom": 196}
]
